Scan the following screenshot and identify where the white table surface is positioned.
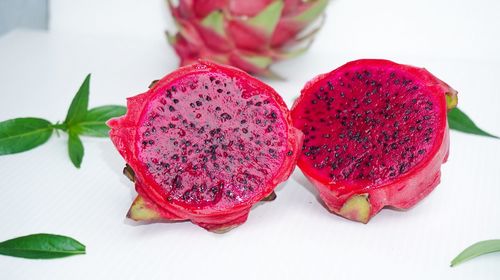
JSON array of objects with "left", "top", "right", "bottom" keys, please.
[{"left": 1, "top": 1, "right": 500, "bottom": 279}]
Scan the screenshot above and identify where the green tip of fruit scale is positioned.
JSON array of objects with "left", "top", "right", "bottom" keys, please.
[
  {"left": 127, "top": 196, "right": 163, "bottom": 222},
  {"left": 339, "top": 194, "right": 371, "bottom": 223},
  {"left": 445, "top": 89, "right": 458, "bottom": 110}
]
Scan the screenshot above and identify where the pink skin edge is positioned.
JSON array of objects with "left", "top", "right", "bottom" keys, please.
[
  {"left": 108, "top": 60, "right": 302, "bottom": 231},
  {"left": 292, "top": 59, "right": 454, "bottom": 222}
]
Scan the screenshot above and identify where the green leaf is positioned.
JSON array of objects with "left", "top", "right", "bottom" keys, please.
[
  {"left": 247, "top": 0, "right": 284, "bottom": 36},
  {"left": 0, "top": 118, "right": 53, "bottom": 155},
  {"left": 68, "top": 131, "right": 84, "bottom": 168},
  {"left": 451, "top": 239, "right": 500, "bottom": 267},
  {"left": 448, "top": 108, "right": 498, "bottom": 139},
  {"left": 72, "top": 105, "right": 126, "bottom": 137},
  {"left": 0, "top": 233, "right": 85, "bottom": 259},
  {"left": 64, "top": 74, "right": 91, "bottom": 126}
]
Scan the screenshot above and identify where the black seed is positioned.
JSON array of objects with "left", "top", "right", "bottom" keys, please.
[
  {"left": 217, "top": 89, "right": 223, "bottom": 93},
  {"left": 220, "top": 113, "right": 232, "bottom": 121},
  {"left": 287, "top": 151, "right": 293, "bottom": 156},
  {"left": 255, "top": 102, "right": 262, "bottom": 106},
  {"left": 168, "top": 105, "right": 175, "bottom": 112},
  {"left": 399, "top": 163, "right": 407, "bottom": 174},
  {"left": 393, "top": 131, "right": 399, "bottom": 139},
  {"left": 206, "top": 96, "right": 212, "bottom": 101},
  {"left": 173, "top": 175, "right": 182, "bottom": 188},
  {"left": 196, "top": 101, "right": 202, "bottom": 106}
]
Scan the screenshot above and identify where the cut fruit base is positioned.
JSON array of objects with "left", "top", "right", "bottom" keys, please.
[
  {"left": 291, "top": 59, "right": 457, "bottom": 222},
  {"left": 123, "top": 155, "right": 281, "bottom": 232},
  {"left": 127, "top": 191, "right": 278, "bottom": 232},
  {"left": 313, "top": 128, "right": 449, "bottom": 223},
  {"left": 108, "top": 61, "right": 302, "bottom": 232}
]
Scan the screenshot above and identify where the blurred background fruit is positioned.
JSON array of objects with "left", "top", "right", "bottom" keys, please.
[{"left": 167, "top": 0, "right": 329, "bottom": 78}]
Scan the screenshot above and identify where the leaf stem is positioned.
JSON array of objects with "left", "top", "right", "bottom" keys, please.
[{"left": 51, "top": 122, "right": 67, "bottom": 131}]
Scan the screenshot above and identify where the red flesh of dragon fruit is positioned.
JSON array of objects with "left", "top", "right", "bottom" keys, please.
[
  {"left": 108, "top": 61, "right": 302, "bottom": 232},
  {"left": 291, "top": 59, "right": 458, "bottom": 223}
]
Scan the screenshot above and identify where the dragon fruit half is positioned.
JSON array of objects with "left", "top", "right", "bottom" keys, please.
[
  {"left": 291, "top": 59, "right": 458, "bottom": 223},
  {"left": 167, "top": 0, "right": 329, "bottom": 78},
  {"left": 108, "top": 61, "right": 302, "bottom": 232}
]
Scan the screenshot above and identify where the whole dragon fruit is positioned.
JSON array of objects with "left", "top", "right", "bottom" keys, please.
[
  {"left": 167, "top": 0, "right": 329, "bottom": 78},
  {"left": 291, "top": 59, "right": 458, "bottom": 223},
  {"left": 108, "top": 61, "right": 302, "bottom": 232}
]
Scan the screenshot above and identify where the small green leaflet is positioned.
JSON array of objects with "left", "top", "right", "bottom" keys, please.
[
  {"left": 0, "top": 74, "right": 126, "bottom": 168},
  {"left": 451, "top": 239, "right": 500, "bottom": 267},
  {"left": 0, "top": 233, "right": 85, "bottom": 259},
  {"left": 65, "top": 74, "right": 91, "bottom": 126},
  {"left": 68, "top": 131, "right": 84, "bottom": 168},
  {"left": 449, "top": 108, "right": 498, "bottom": 139},
  {"left": 0, "top": 118, "right": 53, "bottom": 155},
  {"left": 72, "top": 105, "right": 127, "bottom": 137}
]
